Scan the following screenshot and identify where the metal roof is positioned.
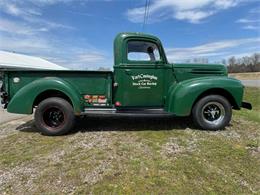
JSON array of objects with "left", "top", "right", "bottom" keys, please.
[{"left": 0, "top": 50, "right": 68, "bottom": 70}]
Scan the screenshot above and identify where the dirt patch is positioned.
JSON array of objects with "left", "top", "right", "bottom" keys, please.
[
  {"left": 0, "top": 164, "right": 39, "bottom": 193},
  {"left": 161, "top": 131, "right": 200, "bottom": 157}
]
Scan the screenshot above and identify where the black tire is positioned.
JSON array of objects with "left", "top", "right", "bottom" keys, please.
[
  {"left": 35, "top": 97, "right": 75, "bottom": 136},
  {"left": 192, "top": 95, "right": 232, "bottom": 130}
]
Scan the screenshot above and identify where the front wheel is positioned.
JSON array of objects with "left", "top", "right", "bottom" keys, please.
[
  {"left": 192, "top": 95, "right": 232, "bottom": 130},
  {"left": 35, "top": 97, "right": 75, "bottom": 136}
]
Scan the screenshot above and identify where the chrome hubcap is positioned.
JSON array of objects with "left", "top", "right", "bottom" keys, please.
[{"left": 202, "top": 102, "right": 225, "bottom": 125}]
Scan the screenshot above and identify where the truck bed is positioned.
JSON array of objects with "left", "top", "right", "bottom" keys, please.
[{"left": 2, "top": 69, "right": 113, "bottom": 109}]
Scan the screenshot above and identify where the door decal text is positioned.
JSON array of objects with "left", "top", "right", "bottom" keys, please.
[{"left": 131, "top": 74, "right": 158, "bottom": 89}]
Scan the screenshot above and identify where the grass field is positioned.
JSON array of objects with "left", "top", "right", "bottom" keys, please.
[
  {"left": 234, "top": 87, "right": 260, "bottom": 123},
  {"left": 229, "top": 72, "right": 260, "bottom": 80},
  {"left": 0, "top": 88, "right": 259, "bottom": 194}
]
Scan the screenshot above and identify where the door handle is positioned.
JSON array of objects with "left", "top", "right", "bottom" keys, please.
[{"left": 125, "top": 69, "right": 132, "bottom": 75}]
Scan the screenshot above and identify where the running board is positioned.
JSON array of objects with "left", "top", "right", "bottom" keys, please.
[{"left": 81, "top": 108, "right": 174, "bottom": 117}]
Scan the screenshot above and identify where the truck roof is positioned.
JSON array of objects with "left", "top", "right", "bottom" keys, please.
[{"left": 114, "top": 32, "right": 160, "bottom": 42}]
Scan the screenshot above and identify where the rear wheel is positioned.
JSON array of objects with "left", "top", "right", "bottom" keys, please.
[
  {"left": 192, "top": 95, "right": 232, "bottom": 130},
  {"left": 35, "top": 97, "right": 75, "bottom": 136}
]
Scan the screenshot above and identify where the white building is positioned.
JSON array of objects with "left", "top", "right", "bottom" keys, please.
[{"left": 0, "top": 50, "right": 68, "bottom": 70}]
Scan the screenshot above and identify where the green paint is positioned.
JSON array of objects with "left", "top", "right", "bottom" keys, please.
[
  {"left": 165, "top": 76, "right": 243, "bottom": 116},
  {"left": 1, "top": 32, "right": 246, "bottom": 116}
]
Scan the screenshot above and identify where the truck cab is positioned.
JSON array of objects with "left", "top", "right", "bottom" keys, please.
[
  {"left": 113, "top": 33, "right": 173, "bottom": 108},
  {"left": 0, "top": 32, "right": 252, "bottom": 136}
]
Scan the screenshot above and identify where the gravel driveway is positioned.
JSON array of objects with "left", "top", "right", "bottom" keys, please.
[
  {"left": 241, "top": 80, "right": 260, "bottom": 87},
  {"left": 0, "top": 108, "right": 28, "bottom": 124}
]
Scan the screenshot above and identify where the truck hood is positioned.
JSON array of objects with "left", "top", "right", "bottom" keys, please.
[{"left": 173, "top": 63, "right": 228, "bottom": 82}]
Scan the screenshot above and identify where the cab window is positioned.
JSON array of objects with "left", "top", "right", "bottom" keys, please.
[{"left": 127, "top": 41, "right": 161, "bottom": 62}]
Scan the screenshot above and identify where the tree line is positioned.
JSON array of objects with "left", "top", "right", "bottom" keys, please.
[
  {"left": 186, "top": 53, "right": 260, "bottom": 73},
  {"left": 226, "top": 53, "right": 260, "bottom": 73}
]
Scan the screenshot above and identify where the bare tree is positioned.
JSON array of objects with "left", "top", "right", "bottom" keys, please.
[
  {"left": 227, "top": 53, "right": 260, "bottom": 73},
  {"left": 228, "top": 56, "right": 236, "bottom": 66}
]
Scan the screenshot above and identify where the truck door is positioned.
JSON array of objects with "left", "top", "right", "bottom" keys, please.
[{"left": 114, "top": 39, "right": 167, "bottom": 107}]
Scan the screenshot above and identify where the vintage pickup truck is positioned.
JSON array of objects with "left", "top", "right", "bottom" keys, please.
[{"left": 0, "top": 32, "right": 252, "bottom": 135}]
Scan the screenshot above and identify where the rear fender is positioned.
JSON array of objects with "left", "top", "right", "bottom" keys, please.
[
  {"left": 7, "top": 77, "right": 82, "bottom": 114},
  {"left": 165, "top": 77, "right": 244, "bottom": 116}
]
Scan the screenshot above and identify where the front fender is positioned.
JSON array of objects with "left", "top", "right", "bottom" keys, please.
[
  {"left": 165, "top": 77, "right": 244, "bottom": 116},
  {"left": 7, "top": 77, "right": 83, "bottom": 114}
]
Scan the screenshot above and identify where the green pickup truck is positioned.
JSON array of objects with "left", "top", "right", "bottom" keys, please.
[{"left": 0, "top": 32, "right": 252, "bottom": 135}]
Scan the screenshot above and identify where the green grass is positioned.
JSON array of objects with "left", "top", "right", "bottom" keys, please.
[
  {"left": 234, "top": 87, "right": 260, "bottom": 123},
  {"left": 0, "top": 87, "right": 259, "bottom": 194}
]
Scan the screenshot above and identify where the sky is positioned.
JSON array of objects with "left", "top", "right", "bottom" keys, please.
[{"left": 0, "top": 0, "right": 259, "bottom": 70}]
